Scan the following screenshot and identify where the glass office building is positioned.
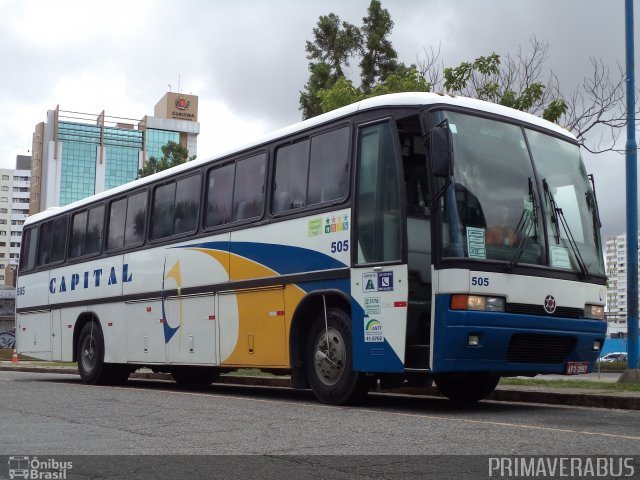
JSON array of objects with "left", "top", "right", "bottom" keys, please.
[
  {"left": 146, "top": 129, "right": 180, "bottom": 161},
  {"left": 30, "top": 92, "right": 199, "bottom": 213}
]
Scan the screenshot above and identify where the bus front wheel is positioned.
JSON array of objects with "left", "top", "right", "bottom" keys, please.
[
  {"left": 305, "top": 307, "right": 368, "bottom": 405},
  {"left": 433, "top": 372, "right": 500, "bottom": 403}
]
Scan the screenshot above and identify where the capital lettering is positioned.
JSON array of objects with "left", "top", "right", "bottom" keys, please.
[
  {"left": 108, "top": 267, "right": 117, "bottom": 285},
  {"left": 49, "top": 278, "right": 56, "bottom": 294},
  {"left": 71, "top": 273, "right": 80, "bottom": 291},
  {"left": 93, "top": 269, "right": 102, "bottom": 287},
  {"left": 122, "top": 263, "right": 133, "bottom": 283}
]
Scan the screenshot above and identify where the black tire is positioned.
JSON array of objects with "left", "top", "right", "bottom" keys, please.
[
  {"left": 305, "top": 307, "right": 368, "bottom": 405},
  {"left": 77, "top": 321, "right": 130, "bottom": 385},
  {"left": 433, "top": 372, "right": 500, "bottom": 403},
  {"left": 171, "top": 367, "right": 220, "bottom": 386}
]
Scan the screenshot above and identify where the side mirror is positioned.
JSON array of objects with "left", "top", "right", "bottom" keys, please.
[{"left": 429, "top": 126, "right": 453, "bottom": 178}]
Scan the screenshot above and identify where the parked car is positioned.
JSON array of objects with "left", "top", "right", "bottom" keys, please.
[
  {"left": 597, "top": 352, "right": 627, "bottom": 362},
  {"left": 0, "top": 331, "right": 15, "bottom": 349}
]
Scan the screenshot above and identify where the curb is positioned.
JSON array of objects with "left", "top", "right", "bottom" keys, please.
[{"left": 1, "top": 365, "right": 638, "bottom": 410}]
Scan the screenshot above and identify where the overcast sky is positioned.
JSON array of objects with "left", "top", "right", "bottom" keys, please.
[{"left": 1, "top": 0, "right": 637, "bottom": 237}]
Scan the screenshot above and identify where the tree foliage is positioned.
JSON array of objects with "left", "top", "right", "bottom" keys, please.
[
  {"left": 302, "top": 5, "right": 630, "bottom": 153},
  {"left": 300, "top": 1, "right": 429, "bottom": 119},
  {"left": 420, "top": 37, "right": 630, "bottom": 153},
  {"left": 138, "top": 141, "right": 196, "bottom": 178}
]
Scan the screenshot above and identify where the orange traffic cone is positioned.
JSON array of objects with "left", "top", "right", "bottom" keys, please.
[{"left": 11, "top": 349, "right": 18, "bottom": 363}]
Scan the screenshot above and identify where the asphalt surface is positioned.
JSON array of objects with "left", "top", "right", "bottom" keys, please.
[{"left": 1, "top": 361, "right": 639, "bottom": 410}]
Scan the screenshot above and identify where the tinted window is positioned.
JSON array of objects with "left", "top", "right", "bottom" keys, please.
[
  {"left": 70, "top": 206, "right": 104, "bottom": 258},
  {"left": 38, "top": 217, "right": 68, "bottom": 266},
  {"left": 70, "top": 211, "right": 88, "bottom": 258},
  {"left": 232, "top": 154, "right": 266, "bottom": 221},
  {"left": 124, "top": 191, "right": 147, "bottom": 246},
  {"left": 151, "top": 183, "right": 176, "bottom": 240},
  {"left": 308, "top": 127, "right": 350, "bottom": 205},
  {"left": 174, "top": 175, "right": 200, "bottom": 235},
  {"left": 19, "top": 227, "right": 38, "bottom": 272},
  {"left": 355, "top": 123, "right": 402, "bottom": 264},
  {"left": 205, "top": 163, "right": 234, "bottom": 228},
  {"left": 151, "top": 174, "right": 201, "bottom": 240},
  {"left": 50, "top": 217, "right": 68, "bottom": 263},
  {"left": 85, "top": 206, "right": 104, "bottom": 255},
  {"left": 273, "top": 141, "right": 309, "bottom": 213},
  {"left": 107, "top": 198, "right": 127, "bottom": 250}
]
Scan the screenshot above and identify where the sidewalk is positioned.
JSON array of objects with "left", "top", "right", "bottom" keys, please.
[{"left": 1, "top": 361, "right": 638, "bottom": 410}]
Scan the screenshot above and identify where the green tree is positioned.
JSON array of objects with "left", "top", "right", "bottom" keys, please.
[
  {"left": 359, "top": 0, "right": 399, "bottom": 94},
  {"left": 420, "top": 37, "right": 629, "bottom": 153},
  {"left": 300, "top": 1, "right": 429, "bottom": 119},
  {"left": 138, "top": 141, "right": 196, "bottom": 178},
  {"left": 300, "top": 13, "right": 361, "bottom": 119}
]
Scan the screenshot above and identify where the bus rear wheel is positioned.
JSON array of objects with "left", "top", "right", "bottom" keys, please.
[
  {"left": 305, "top": 307, "right": 368, "bottom": 405},
  {"left": 433, "top": 372, "right": 500, "bottom": 403},
  {"left": 171, "top": 367, "right": 220, "bottom": 386},
  {"left": 77, "top": 321, "right": 129, "bottom": 385}
]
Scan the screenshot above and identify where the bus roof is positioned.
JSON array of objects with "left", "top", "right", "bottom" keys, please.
[{"left": 25, "top": 92, "right": 576, "bottom": 226}]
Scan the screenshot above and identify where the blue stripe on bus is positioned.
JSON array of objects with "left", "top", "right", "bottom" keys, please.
[
  {"left": 178, "top": 241, "right": 347, "bottom": 275},
  {"left": 431, "top": 294, "right": 607, "bottom": 374}
]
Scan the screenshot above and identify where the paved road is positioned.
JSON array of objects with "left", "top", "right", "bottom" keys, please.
[{"left": 1, "top": 371, "right": 639, "bottom": 456}]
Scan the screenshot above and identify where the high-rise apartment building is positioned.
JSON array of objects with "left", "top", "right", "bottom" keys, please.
[
  {"left": 30, "top": 92, "right": 199, "bottom": 214},
  {"left": 0, "top": 155, "right": 31, "bottom": 286},
  {"left": 603, "top": 231, "right": 640, "bottom": 331}
]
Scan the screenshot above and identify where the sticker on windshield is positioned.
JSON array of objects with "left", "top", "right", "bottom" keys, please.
[
  {"left": 449, "top": 124, "right": 458, "bottom": 134},
  {"left": 551, "top": 246, "right": 571, "bottom": 269},
  {"left": 466, "top": 227, "right": 486, "bottom": 259}
]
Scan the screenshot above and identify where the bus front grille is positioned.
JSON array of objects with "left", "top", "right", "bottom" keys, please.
[
  {"left": 507, "top": 334, "right": 576, "bottom": 364},
  {"left": 505, "top": 303, "right": 584, "bottom": 319}
]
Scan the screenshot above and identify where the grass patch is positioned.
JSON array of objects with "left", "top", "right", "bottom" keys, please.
[
  {"left": 0, "top": 349, "right": 38, "bottom": 361},
  {"left": 500, "top": 377, "right": 640, "bottom": 392},
  {"left": 593, "top": 362, "right": 627, "bottom": 373}
]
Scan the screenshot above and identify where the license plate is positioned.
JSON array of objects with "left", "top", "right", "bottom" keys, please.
[{"left": 566, "top": 362, "right": 589, "bottom": 375}]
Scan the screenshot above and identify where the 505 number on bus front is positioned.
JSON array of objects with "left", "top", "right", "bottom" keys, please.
[
  {"left": 330, "top": 240, "right": 349, "bottom": 253},
  {"left": 470, "top": 276, "right": 490, "bottom": 287}
]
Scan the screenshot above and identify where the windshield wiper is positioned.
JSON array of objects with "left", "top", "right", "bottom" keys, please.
[
  {"left": 506, "top": 178, "right": 538, "bottom": 270},
  {"left": 543, "top": 178, "right": 590, "bottom": 279},
  {"left": 586, "top": 173, "right": 602, "bottom": 247}
]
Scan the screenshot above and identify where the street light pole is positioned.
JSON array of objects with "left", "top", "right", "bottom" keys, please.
[{"left": 625, "top": 0, "right": 638, "bottom": 370}]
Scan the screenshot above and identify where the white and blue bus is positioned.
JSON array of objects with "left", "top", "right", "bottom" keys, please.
[{"left": 16, "top": 92, "right": 607, "bottom": 404}]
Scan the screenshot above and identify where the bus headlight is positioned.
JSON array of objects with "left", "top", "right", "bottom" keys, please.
[
  {"left": 451, "top": 295, "right": 505, "bottom": 312},
  {"left": 584, "top": 304, "right": 604, "bottom": 320}
]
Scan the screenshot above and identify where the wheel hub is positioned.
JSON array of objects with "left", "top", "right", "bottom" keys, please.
[{"left": 313, "top": 327, "right": 345, "bottom": 386}]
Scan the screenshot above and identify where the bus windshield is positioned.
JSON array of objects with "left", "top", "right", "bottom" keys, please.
[{"left": 434, "top": 110, "right": 604, "bottom": 276}]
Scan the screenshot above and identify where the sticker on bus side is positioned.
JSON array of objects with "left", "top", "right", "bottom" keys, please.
[{"left": 364, "top": 318, "right": 384, "bottom": 343}]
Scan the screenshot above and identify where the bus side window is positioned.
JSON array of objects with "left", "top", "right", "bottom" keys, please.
[
  {"left": 151, "top": 183, "right": 176, "bottom": 240},
  {"left": 107, "top": 198, "right": 127, "bottom": 250},
  {"left": 232, "top": 153, "right": 266, "bottom": 221},
  {"left": 273, "top": 141, "right": 309, "bottom": 214},
  {"left": 70, "top": 205, "right": 104, "bottom": 258},
  {"left": 19, "top": 226, "right": 38, "bottom": 272},
  {"left": 173, "top": 174, "right": 201, "bottom": 235},
  {"left": 205, "top": 163, "right": 234, "bottom": 228},
  {"left": 70, "top": 211, "right": 88, "bottom": 258},
  {"left": 308, "top": 126, "right": 350, "bottom": 205},
  {"left": 124, "top": 191, "right": 147, "bottom": 246}
]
